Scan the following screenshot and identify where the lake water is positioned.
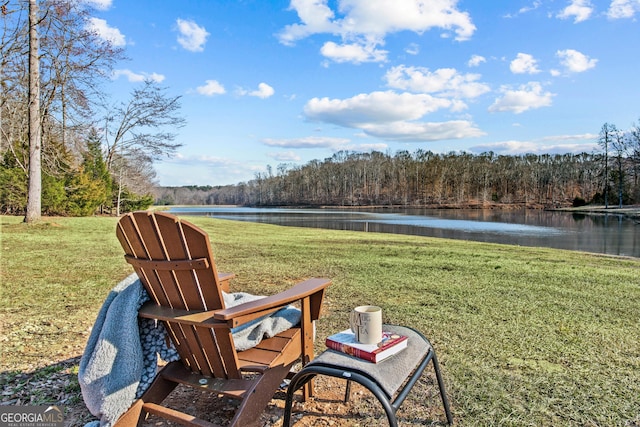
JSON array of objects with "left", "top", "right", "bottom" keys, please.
[{"left": 167, "top": 206, "right": 640, "bottom": 258}]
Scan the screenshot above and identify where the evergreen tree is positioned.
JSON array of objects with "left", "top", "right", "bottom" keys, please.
[{"left": 81, "top": 128, "right": 112, "bottom": 213}]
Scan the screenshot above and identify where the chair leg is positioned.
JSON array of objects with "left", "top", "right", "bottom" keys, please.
[
  {"left": 300, "top": 299, "right": 314, "bottom": 401},
  {"left": 431, "top": 352, "right": 454, "bottom": 425},
  {"left": 301, "top": 377, "right": 313, "bottom": 401},
  {"left": 113, "top": 400, "right": 144, "bottom": 427},
  {"left": 229, "top": 362, "right": 294, "bottom": 427},
  {"left": 283, "top": 370, "right": 316, "bottom": 427},
  {"left": 113, "top": 364, "right": 180, "bottom": 427},
  {"left": 344, "top": 380, "right": 352, "bottom": 403}
]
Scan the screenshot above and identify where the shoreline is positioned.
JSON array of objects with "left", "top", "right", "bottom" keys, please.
[
  {"left": 548, "top": 205, "right": 640, "bottom": 220},
  {"left": 155, "top": 203, "right": 640, "bottom": 219}
]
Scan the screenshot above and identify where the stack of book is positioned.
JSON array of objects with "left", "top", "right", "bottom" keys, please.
[{"left": 325, "top": 329, "right": 408, "bottom": 363}]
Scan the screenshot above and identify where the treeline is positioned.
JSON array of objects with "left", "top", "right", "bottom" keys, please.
[
  {"left": 0, "top": 1, "right": 182, "bottom": 216},
  {"left": 1, "top": 128, "right": 153, "bottom": 216},
  {"left": 155, "top": 140, "right": 640, "bottom": 209}
]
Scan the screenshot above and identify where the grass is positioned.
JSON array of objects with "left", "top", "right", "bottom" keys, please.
[{"left": 1, "top": 214, "right": 639, "bottom": 426}]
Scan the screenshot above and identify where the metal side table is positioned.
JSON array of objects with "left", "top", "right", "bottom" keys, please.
[{"left": 283, "top": 325, "right": 453, "bottom": 426}]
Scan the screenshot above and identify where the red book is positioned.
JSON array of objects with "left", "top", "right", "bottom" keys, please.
[{"left": 325, "top": 329, "right": 408, "bottom": 363}]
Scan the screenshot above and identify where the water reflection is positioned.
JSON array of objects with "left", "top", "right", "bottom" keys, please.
[{"left": 167, "top": 207, "right": 640, "bottom": 258}]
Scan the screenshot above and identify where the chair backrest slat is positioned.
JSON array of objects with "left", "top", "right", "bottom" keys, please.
[
  {"left": 180, "top": 219, "right": 225, "bottom": 310},
  {"left": 179, "top": 325, "right": 214, "bottom": 376},
  {"left": 116, "top": 214, "right": 170, "bottom": 306},
  {"left": 163, "top": 323, "right": 200, "bottom": 372},
  {"left": 212, "top": 329, "right": 241, "bottom": 379},
  {"left": 153, "top": 213, "right": 207, "bottom": 310},
  {"left": 132, "top": 212, "right": 188, "bottom": 309},
  {"left": 117, "top": 211, "right": 239, "bottom": 378},
  {"left": 194, "top": 326, "right": 228, "bottom": 377}
]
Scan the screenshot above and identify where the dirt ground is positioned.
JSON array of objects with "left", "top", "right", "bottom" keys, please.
[
  {"left": 139, "top": 376, "right": 377, "bottom": 427},
  {"left": 1, "top": 355, "right": 449, "bottom": 427},
  {"left": 136, "top": 374, "right": 448, "bottom": 427}
]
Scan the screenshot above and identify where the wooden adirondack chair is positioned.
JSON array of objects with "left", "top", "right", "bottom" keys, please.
[{"left": 114, "top": 211, "right": 331, "bottom": 427}]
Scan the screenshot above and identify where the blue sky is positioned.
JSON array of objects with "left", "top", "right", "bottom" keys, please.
[{"left": 86, "top": 0, "right": 640, "bottom": 186}]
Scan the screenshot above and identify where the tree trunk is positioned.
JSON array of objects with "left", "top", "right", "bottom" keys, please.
[{"left": 24, "top": 0, "right": 41, "bottom": 223}]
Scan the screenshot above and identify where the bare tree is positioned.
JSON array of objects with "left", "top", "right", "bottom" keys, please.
[
  {"left": 598, "top": 123, "right": 616, "bottom": 209},
  {"left": 38, "top": 0, "right": 124, "bottom": 149},
  {"left": 110, "top": 150, "right": 157, "bottom": 216},
  {"left": 610, "top": 127, "right": 628, "bottom": 208},
  {"left": 103, "top": 80, "right": 185, "bottom": 173},
  {"left": 629, "top": 119, "right": 640, "bottom": 199},
  {"left": 24, "top": 0, "right": 41, "bottom": 223},
  {"left": 1, "top": 1, "right": 26, "bottom": 158}
]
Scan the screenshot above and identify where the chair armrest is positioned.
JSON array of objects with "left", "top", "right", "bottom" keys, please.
[
  {"left": 139, "top": 278, "right": 331, "bottom": 329},
  {"left": 213, "top": 278, "right": 331, "bottom": 327},
  {"left": 219, "top": 272, "right": 236, "bottom": 281},
  {"left": 218, "top": 272, "right": 235, "bottom": 293},
  {"left": 138, "top": 302, "right": 229, "bottom": 328}
]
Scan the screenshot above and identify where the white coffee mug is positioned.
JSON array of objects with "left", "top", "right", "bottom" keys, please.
[{"left": 350, "top": 305, "right": 383, "bottom": 344}]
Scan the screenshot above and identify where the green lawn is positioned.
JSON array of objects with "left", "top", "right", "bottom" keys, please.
[{"left": 1, "top": 215, "right": 639, "bottom": 426}]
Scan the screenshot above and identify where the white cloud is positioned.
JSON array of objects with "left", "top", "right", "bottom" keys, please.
[
  {"left": 112, "top": 69, "right": 165, "bottom": 83},
  {"left": 264, "top": 138, "right": 388, "bottom": 155},
  {"left": 148, "top": 72, "right": 165, "bottom": 82},
  {"left": 238, "top": 82, "right": 275, "bottom": 99},
  {"left": 405, "top": 43, "right": 420, "bottom": 55},
  {"left": 540, "top": 133, "right": 599, "bottom": 142},
  {"left": 384, "top": 65, "right": 490, "bottom": 99},
  {"left": 320, "top": 41, "right": 388, "bottom": 63},
  {"left": 278, "top": 0, "right": 339, "bottom": 46},
  {"left": 303, "top": 91, "right": 484, "bottom": 142},
  {"left": 268, "top": 151, "right": 303, "bottom": 162},
  {"left": 556, "top": 49, "right": 597, "bottom": 72},
  {"left": 520, "top": 1, "right": 542, "bottom": 14},
  {"left": 304, "top": 91, "right": 457, "bottom": 127},
  {"left": 86, "top": 18, "right": 125, "bottom": 46},
  {"left": 82, "top": 0, "right": 112, "bottom": 10},
  {"left": 504, "top": 1, "right": 542, "bottom": 17},
  {"left": 607, "top": 0, "right": 640, "bottom": 18},
  {"left": 278, "top": 0, "right": 476, "bottom": 64},
  {"left": 263, "top": 136, "right": 351, "bottom": 149},
  {"left": 175, "top": 19, "right": 209, "bottom": 52},
  {"left": 350, "top": 142, "right": 389, "bottom": 151},
  {"left": 489, "top": 82, "right": 554, "bottom": 114},
  {"left": 469, "top": 134, "right": 598, "bottom": 155},
  {"left": 360, "top": 120, "right": 485, "bottom": 142},
  {"left": 557, "top": 0, "right": 594, "bottom": 23},
  {"left": 468, "top": 54, "right": 486, "bottom": 67},
  {"left": 510, "top": 53, "right": 540, "bottom": 74},
  {"left": 197, "top": 80, "right": 226, "bottom": 96}
]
